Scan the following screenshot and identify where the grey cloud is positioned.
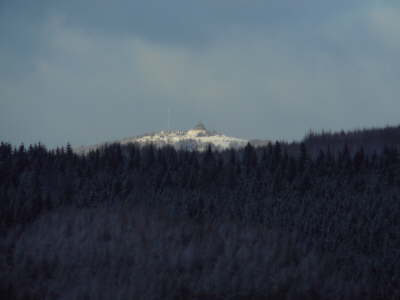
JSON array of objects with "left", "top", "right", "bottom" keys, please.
[{"left": 0, "top": 0, "right": 367, "bottom": 46}]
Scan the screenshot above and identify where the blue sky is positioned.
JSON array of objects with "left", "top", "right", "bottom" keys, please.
[{"left": 1, "top": 0, "right": 400, "bottom": 147}]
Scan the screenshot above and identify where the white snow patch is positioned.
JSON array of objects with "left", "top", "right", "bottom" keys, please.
[{"left": 75, "top": 123, "right": 249, "bottom": 154}]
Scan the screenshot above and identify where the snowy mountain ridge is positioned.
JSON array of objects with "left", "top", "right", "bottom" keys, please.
[{"left": 75, "top": 123, "right": 250, "bottom": 154}]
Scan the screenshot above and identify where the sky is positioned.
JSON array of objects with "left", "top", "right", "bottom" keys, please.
[{"left": 1, "top": 0, "right": 400, "bottom": 147}]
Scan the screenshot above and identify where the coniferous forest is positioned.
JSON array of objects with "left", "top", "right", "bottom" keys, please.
[{"left": 1, "top": 126, "right": 400, "bottom": 300}]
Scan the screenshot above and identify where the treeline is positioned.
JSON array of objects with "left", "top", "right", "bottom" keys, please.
[
  {"left": 303, "top": 124, "right": 400, "bottom": 155},
  {"left": 0, "top": 126, "right": 400, "bottom": 299},
  {"left": 1, "top": 140, "right": 400, "bottom": 226}
]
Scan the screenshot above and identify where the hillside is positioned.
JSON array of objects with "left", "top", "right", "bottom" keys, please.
[
  {"left": 1, "top": 125, "right": 400, "bottom": 299},
  {"left": 303, "top": 124, "right": 400, "bottom": 154},
  {"left": 75, "top": 123, "right": 249, "bottom": 154}
]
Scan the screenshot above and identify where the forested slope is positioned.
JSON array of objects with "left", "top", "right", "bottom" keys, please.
[{"left": 0, "top": 126, "right": 399, "bottom": 299}]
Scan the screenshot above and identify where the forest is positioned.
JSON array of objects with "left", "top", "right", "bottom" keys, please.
[{"left": 0, "top": 125, "right": 400, "bottom": 300}]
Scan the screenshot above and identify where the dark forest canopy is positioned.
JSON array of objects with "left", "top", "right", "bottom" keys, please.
[
  {"left": 0, "top": 125, "right": 399, "bottom": 299},
  {"left": 1, "top": 124, "right": 400, "bottom": 240},
  {"left": 303, "top": 124, "right": 400, "bottom": 155}
]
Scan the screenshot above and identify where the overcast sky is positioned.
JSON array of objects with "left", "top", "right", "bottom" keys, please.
[{"left": 1, "top": 0, "right": 399, "bottom": 147}]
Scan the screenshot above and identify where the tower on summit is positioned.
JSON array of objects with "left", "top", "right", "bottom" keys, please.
[
  {"left": 193, "top": 122, "right": 207, "bottom": 131},
  {"left": 187, "top": 122, "right": 209, "bottom": 137}
]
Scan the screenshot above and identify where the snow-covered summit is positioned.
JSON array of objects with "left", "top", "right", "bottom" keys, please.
[{"left": 75, "top": 123, "right": 249, "bottom": 154}]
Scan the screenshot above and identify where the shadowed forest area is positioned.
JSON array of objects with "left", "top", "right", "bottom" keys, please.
[{"left": 1, "top": 125, "right": 400, "bottom": 300}]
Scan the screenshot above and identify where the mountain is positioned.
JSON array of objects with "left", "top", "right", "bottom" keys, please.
[{"left": 75, "top": 123, "right": 250, "bottom": 154}]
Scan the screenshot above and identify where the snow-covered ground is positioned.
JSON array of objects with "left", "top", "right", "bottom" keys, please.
[{"left": 75, "top": 123, "right": 249, "bottom": 154}]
